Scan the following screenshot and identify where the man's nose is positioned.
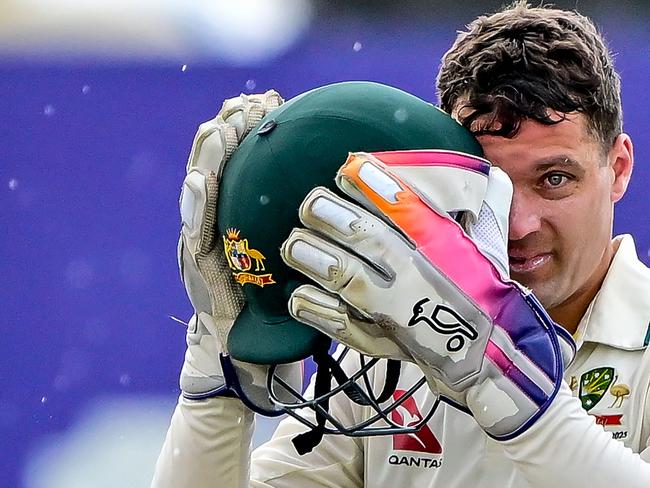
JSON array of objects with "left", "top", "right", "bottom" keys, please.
[{"left": 508, "top": 190, "right": 542, "bottom": 241}]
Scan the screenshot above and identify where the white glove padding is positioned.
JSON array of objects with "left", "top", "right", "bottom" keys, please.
[
  {"left": 178, "top": 90, "right": 288, "bottom": 399},
  {"left": 281, "top": 151, "right": 575, "bottom": 440}
]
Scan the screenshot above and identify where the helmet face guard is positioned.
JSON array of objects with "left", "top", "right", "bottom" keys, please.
[
  {"left": 267, "top": 350, "right": 438, "bottom": 437},
  {"left": 220, "top": 348, "right": 438, "bottom": 453},
  {"left": 217, "top": 81, "right": 485, "bottom": 452}
]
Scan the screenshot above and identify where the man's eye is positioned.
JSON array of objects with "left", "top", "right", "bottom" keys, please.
[{"left": 544, "top": 173, "right": 568, "bottom": 187}]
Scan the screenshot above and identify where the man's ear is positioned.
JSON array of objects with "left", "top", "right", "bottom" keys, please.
[{"left": 610, "top": 133, "right": 634, "bottom": 203}]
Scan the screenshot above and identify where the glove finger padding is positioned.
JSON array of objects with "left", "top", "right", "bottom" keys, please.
[
  {"left": 180, "top": 129, "right": 245, "bottom": 351},
  {"left": 288, "top": 284, "right": 411, "bottom": 361},
  {"left": 178, "top": 91, "right": 285, "bottom": 400},
  {"left": 180, "top": 90, "right": 286, "bottom": 346},
  {"left": 218, "top": 90, "right": 283, "bottom": 140},
  {"left": 282, "top": 151, "right": 570, "bottom": 439}
]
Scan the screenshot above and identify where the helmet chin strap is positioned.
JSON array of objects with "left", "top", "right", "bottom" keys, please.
[
  {"left": 291, "top": 342, "right": 403, "bottom": 454},
  {"left": 291, "top": 346, "right": 332, "bottom": 454}
]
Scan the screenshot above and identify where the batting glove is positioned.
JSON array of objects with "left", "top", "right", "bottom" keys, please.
[{"left": 178, "top": 90, "right": 294, "bottom": 402}]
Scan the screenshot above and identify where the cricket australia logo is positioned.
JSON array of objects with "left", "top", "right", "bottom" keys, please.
[
  {"left": 223, "top": 228, "right": 275, "bottom": 287},
  {"left": 579, "top": 367, "right": 629, "bottom": 428},
  {"left": 579, "top": 367, "right": 615, "bottom": 412},
  {"left": 408, "top": 298, "right": 478, "bottom": 352}
]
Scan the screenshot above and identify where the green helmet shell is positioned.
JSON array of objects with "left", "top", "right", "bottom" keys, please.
[{"left": 218, "top": 81, "right": 482, "bottom": 364}]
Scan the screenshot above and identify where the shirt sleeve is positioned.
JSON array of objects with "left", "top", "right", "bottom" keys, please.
[
  {"left": 151, "top": 395, "right": 255, "bottom": 488},
  {"left": 500, "top": 382, "right": 650, "bottom": 487}
]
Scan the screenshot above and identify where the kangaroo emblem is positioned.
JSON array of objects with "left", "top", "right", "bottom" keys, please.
[{"left": 408, "top": 298, "right": 478, "bottom": 353}]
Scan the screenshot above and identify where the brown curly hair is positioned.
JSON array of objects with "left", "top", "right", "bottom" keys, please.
[{"left": 437, "top": 2, "right": 622, "bottom": 150}]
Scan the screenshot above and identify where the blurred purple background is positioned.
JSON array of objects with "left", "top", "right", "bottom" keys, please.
[{"left": 2, "top": 2, "right": 650, "bottom": 487}]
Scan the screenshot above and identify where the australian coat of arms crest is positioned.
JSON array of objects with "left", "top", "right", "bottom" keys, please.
[{"left": 223, "top": 228, "right": 275, "bottom": 287}]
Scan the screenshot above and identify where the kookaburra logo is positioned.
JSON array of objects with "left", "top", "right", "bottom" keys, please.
[{"left": 408, "top": 298, "right": 478, "bottom": 352}]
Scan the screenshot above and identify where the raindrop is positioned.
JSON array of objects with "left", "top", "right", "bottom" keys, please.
[
  {"left": 181, "top": 64, "right": 188, "bottom": 72},
  {"left": 259, "top": 194, "right": 270, "bottom": 205},
  {"left": 394, "top": 108, "right": 408, "bottom": 123},
  {"left": 245, "top": 79, "right": 257, "bottom": 91},
  {"left": 41, "top": 396, "right": 47, "bottom": 404},
  {"left": 119, "top": 374, "right": 131, "bottom": 386},
  {"left": 173, "top": 448, "right": 181, "bottom": 457},
  {"left": 169, "top": 315, "right": 189, "bottom": 327},
  {"left": 43, "top": 104, "right": 55, "bottom": 117},
  {"left": 8, "top": 178, "right": 18, "bottom": 190},
  {"left": 81, "top": 85, "right": 91, "bottom": 95},
  {"left": 353, "top": 41, "right": 363, "bottom": 52}
]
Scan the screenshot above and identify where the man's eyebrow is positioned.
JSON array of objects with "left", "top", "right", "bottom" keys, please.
[{"left": 533, "top": 156, "right": 585, "bottom": 172}]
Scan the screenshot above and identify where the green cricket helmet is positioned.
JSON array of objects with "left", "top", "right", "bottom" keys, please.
[
  {"left": 219, "top": 81, "right": 483, "bottom": 362},
  {"left": 217, "top": 81, "right": 486, "bottom": 451}
]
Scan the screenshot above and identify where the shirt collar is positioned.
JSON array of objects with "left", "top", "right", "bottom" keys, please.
[{"left": 574, "top": 235, "right": 650, "bottom": 351}]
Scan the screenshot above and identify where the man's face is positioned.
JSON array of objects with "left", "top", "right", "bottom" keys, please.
[{"left": 475, "top": 114, "right": 629, "bottom": 316}]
